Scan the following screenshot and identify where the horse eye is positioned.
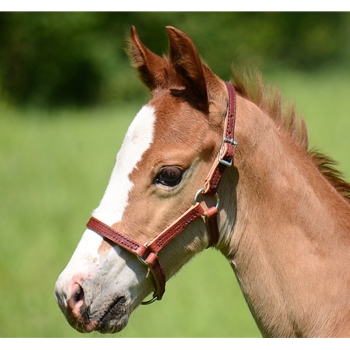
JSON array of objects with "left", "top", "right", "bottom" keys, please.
[{"left": 154, "top": 166, "right": 183, "bottom": 187}]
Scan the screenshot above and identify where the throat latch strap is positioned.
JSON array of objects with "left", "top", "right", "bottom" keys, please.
[{"left": 204, "top": 82, "right": 237, "bottom": 195}]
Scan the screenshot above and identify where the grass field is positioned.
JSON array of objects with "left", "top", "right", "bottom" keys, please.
[{"left": 1, "top": 67, "right": 350, "bottom": 338}]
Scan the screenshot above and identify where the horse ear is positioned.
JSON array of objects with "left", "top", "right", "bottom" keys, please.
[
  {"left": 166, "top": 26, "right": 209, "bottom": 113},
  {"left": 128, "top": 26, "right": 168, "bottom": 91}
]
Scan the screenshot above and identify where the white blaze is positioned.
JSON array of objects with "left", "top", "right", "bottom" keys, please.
[
  {"left": 55, "top": 105, "right": 156, "bottom": 294},
  {"left": 93, "top": 105, "right": 156, "bottom": 225}
]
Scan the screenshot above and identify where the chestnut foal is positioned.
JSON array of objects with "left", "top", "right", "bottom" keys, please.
[{"left": 55, "top": 26, "right": 350, "bottom": 337}]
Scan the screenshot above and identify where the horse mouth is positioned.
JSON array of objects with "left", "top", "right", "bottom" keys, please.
[
  {"left": 98, "top": 296, "right": 129, "bottom": 333},
  {"left": 68, "top": 296, "right": 129, "bottom": 334}
]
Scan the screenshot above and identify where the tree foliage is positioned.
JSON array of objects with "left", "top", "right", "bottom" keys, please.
[{"left": 0, "top": 12, "right": 349, "bottom": 107}]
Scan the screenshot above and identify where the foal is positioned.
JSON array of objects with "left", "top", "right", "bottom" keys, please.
[{"left": 55, "top": 26, "right": 350, "bottom": 337}]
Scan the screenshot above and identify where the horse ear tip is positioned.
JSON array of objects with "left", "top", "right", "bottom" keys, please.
[
  {"left": 166, "top": 26, "right": 180, "bottom": 36},
  {"left": 130, "top": 25, "right": 137, "bottom": 36}
]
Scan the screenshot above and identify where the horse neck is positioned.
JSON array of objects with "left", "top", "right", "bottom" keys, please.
[{"left": 219, "top": 96, "right": 350, "bottom": 337}]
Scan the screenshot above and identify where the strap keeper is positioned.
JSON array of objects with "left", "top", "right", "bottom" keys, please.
[
  {"left": 145, "top": 251, "right": 159, "bottom": 265},
  {"left": 218, "top": 138, "right": 238, "bottom": 167},
  {"left": 202, "top": 206, "right": 220, "bottom": 248},
  {"left": 203, "top": 206, "right": 218, "bottom": 219}
]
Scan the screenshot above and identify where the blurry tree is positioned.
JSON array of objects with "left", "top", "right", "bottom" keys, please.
[{"left": 0, "top": 12, "right": 349, "bottom": 108}]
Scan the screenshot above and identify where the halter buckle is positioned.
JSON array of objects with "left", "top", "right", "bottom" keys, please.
[
  {"left": 136, "top": 242, "right": 152, "bottom": 266},
  {"left": 218, "top": 137, "right": 238, "bottom": 167},
  {"left": 137, "top": 246, "right": 161, "bottom": 306},
  {"left": 137, "top": 255, "right": 150, "bottom": 267}
]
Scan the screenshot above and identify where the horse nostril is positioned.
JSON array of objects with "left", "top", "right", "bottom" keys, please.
[
  {"left": 74, "top": 284, "right": 84, "bottom": 303},
  {"left": 67, "top": 282, "right": 85, "bottom": 316}
]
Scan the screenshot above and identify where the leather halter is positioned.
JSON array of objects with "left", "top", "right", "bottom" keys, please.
[{"left": 86, "top": 82, "right": 237, "bottom": 304}]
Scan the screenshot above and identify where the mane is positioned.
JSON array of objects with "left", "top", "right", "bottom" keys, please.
[{"left": 230, "top": 65, "right": 350, "bottom": 203}]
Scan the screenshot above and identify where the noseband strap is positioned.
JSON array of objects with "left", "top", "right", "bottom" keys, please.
[
  {"left": 86, "top": 82, "right": 237, "bottom": 304},
  {"left": 87, "top": 203, "right": 205, "bottom": 302}
]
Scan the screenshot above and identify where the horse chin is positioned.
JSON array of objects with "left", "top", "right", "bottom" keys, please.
[
  {"left": 66, "top": 296, "right": 130, "bottom": 334},
  {"left": 97, "top": 296, "right": 130, "bottom": 334},
  {"left": 69, "top": 315, "right": 129, "bottom": 334},
  {"left": 98, "top": 316, "right": 129, "bottom": 334}
]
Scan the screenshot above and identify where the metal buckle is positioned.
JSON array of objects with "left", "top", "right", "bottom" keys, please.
[
  {"left": 137, "top": 244, "right": 160, "bottom": 305},
  {"left": 136, "top": 242, "right": 152, "bottom": 266},
  {"left": 137, "top": 255, "right": 150, "bottom": 266},
  {"left": 218, "top": 137, "right": 238, "bottom": 167}
]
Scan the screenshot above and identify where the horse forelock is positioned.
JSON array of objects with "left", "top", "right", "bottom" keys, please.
[{"left": 230, "top": 65, "right": 350, "bottom": 204}]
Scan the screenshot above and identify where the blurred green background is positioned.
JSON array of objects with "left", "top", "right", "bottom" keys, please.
[{"left": 1, "top": 12, "right": 350, "bottom": 338}]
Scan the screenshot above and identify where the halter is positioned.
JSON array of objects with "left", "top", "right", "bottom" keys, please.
[{"left": 86, "top": 82, "right": 237, "bottom": 305}]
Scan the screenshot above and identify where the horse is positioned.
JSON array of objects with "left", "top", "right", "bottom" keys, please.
[{"left": 54, "top": 25, "right": 350, "bottom": 337}]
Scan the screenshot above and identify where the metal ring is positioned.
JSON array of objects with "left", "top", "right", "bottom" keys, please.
[
  {"left": 193, "top": 188, "right": 205, "bottom": 205},
  {"left": 137, "top": 255, "right": 149, "bottom": 267},
  {"left": 214, "top": 192, "right": 220, "bottom": 210},
  {"left": 194, "top": 188, "right": 220, "bottom": 210},
  {"left": 141, "top": 294, "right": 158, "bottom": 305}
]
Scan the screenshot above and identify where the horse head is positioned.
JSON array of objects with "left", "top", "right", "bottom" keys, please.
[{"left": 54, "top": 26, "right": 235, "bottom": 333}]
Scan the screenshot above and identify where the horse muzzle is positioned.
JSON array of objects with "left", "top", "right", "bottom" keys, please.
[{"left": 54, "top": 277, "right": 130, "bottom": 333}]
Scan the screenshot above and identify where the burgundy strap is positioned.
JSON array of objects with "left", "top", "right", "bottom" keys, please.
[
  {"left": 87, "top": 216, "right": 167, "bottom": 300},
  {"left": 201, "top": 82, "right": 236, "bottom": 247},
  {"left": 204, "top": 82, "right": 237, "bottom": 196},
  {"left": 203, "top": 206, "right": 219, "bottom": 247},
  {"left": 147, "top": 203, "right": 205, "bottom": 253},
  {"left": 87, "top": 203, "right": 205, "bottom": 301},
  {"left": 87, "top": 216, "right": 147, "bottom": 257}
]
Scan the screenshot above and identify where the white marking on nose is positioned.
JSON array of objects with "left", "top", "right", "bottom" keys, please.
[
  {"left": 92, "top": 105, "right": 156, "bottom": 226},
  {"left": 55, "top": 228, "right": 105, "bottom": 298},
  {"left": 55, "top": 105, "right": 156, "bottom": 294}
]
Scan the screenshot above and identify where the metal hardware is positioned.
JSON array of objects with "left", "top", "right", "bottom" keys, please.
[
  {"left": 218, "top": 137, "right": 238, "bottom": 167},
  {"left": 136, "top": 242, "right": 152, "bottom": 266},
  {"left": 141, "top": 294, "right": 158, "bottom": 305},
  {"left": 223, "top": 137, "right": 238, "bottom": 146},
  {"left": 194, "top": 188, "right": 220, "bottom": 210},
  {"left": 137, "top": 255, "right": 150, "bottom": 266},
  {"left": 137, "top": 243, "right": 160, "bottom": 305}
]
